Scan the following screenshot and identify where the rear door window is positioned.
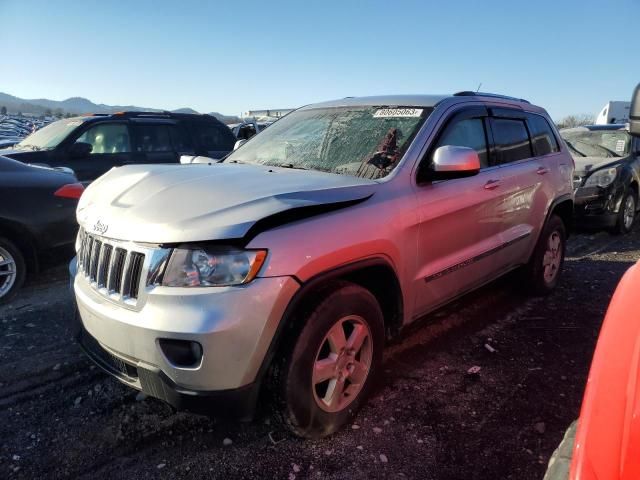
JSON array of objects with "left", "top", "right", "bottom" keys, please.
[
  {"left": 527, "top": 114, "right": 559, "bottom": 156},
  {"left": 489, "top": 118, "right": 533, "bottom": 164},
  {"left": 133, "top": 125, "right": 173, "bottom": 152},
  {"left": 168, "top": 125, "right": 193, "bottom": 152}
]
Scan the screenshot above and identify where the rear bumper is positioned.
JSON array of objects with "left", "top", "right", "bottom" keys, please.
[{"left": 75, "top": 320, "right": 259, "bottom": 418}]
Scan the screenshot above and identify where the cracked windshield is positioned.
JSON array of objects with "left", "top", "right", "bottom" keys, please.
[{"left": 225, "top": 106, "right": 433, "bottom": 179}]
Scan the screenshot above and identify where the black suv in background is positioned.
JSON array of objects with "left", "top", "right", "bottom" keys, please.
[
  {"left": 0, "top": 112, "right": 236, "bottom": 181},
  {"left": 561, "top": 124, "right": 640, "bottom": 234}
]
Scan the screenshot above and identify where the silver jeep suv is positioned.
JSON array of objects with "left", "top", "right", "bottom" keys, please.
[{"left": 71, "top": 92, "right": 574, "bottom": 438}]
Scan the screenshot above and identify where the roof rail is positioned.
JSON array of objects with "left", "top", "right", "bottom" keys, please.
[
  {"left": 454, "top": 91, "right": 530, "bottom": 104},
  {"left": 111, "top": 111, "right": 174, "bottom": 118}
]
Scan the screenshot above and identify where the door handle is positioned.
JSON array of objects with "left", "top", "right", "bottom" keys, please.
[
  {"left": 536, "top": 166, "right": 550, "bottom": 175},
  {"left": 484, "top": 179, "right": 502, "bottom": 190}
]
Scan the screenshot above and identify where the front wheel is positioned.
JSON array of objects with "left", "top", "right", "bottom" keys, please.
[
  {"left": 612, "top": 190, "right": 636, "bottom": 235},
  {"left": 522, "top": 215, "right": 566, "bottom": 295},
  {"left": 272, "top": 282, "right": 384, "bottom": 438}
]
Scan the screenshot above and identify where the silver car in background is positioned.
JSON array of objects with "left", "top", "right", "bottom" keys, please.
[{"left": 71, "top": 92, "right": 574, "bottom": 438}]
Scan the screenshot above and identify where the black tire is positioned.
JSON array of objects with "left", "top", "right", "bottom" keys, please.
[
  {"left": 271, "top": 281, "right": 385, "bottom": 439},
  {"left": 612, "top": 190, "right": 637, "bottom": 235},
  {"left": 0, "top": 237, "right": 26, "bottom": 304},
  {"left": 523, "top": 215, "right": 566, "bottom": 295}
]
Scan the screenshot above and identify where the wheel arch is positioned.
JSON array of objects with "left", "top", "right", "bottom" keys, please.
[
  {"left": 629, "top": 179, "right": 639, "bottom": 201},
  {"left": 255, "top": 257, "right": 404, "bottom": 388},
  {"left": 546, "top": 194, "right": 574, "bottom": 238},
  {"left": 0, "top": 218, "right": 38, "bottom": 274}
]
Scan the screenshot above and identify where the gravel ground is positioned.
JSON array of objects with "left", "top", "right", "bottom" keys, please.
[{"left": 1, "top": 229, "right": 639, "bottom": 479}]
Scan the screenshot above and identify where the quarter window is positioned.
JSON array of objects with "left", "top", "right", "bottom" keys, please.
[
  {"left": 191, "top": 122, "right": 236, "bottom": 151},
  {"left": 490, "top": 118, "right": 533, "bottom": 164},
  {"left": 75, "top": 123, "right": 131, "bottom": 154},
  {"left": 433, "top": 117, "right": 489, "bottom": 168},
  {"left": 527, "top": 114, "right": 559, "bottom": 156}
]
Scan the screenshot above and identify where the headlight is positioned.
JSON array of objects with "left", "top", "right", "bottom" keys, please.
[
  {"left": 584, "top": 167, "right": 618, "bottom": 188},
  {"left": 162, "top": 246, "right": 267, "bottom": 287}
]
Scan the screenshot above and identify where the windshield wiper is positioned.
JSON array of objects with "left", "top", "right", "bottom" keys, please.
[
  {"left": 564, "top": 141, "right": 586, "bottom": 157},
  {"left": 591, "top": 144, "right": 620, "bottom": 157},
  {"left": 574, "top": 139, "right": 620, "bottom": 158},
  {"left": 276, "top": 163, "right": 308, "bottom": 170}
]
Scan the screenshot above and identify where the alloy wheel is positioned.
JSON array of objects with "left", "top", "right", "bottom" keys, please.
[
  {"left": 542, "top": 231, "right": 562, "bottom": 284},
  {"left": 0, "top": 246, "right": 17, "bottom": 299},
  {"left": 312, "top": 315, "right": 373, "bottom": 413},
  {"left": 623, "top": 195, "right": 636, "bottom": 231}
]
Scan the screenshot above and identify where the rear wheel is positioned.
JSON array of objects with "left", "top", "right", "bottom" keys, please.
[
  {"left": 612, "top": 190, "right": 636, "bottom": 235},
  {"left": 272, "top": 282, "right": 384, "bottom": 438},
  {"left": 0, "top": 237, "right": 26, "bottom": 304},
  {"left": 523, "top": 215, "right": 566, "bottom": 295}
]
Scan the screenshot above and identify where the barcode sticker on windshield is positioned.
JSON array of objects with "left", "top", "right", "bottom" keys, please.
[
  {"left": 615, "top": 140, "right": 625, "bottom": 152},
  {"left": 373, "top": 108, "right": 423, "bottom": 118}
]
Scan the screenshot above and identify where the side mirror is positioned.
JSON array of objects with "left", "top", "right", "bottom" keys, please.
[
  {"left": 234, "top": 139, "right": 247, "bottom": 151},
  {"left": 420, "top": 146, "right": 481, "bottom": 182},
  {"left": 630, "top": 83, "right": 640, "bottom": 137},
  {"left": 69, "top": 142, "right": 92, "bottom": 159}
]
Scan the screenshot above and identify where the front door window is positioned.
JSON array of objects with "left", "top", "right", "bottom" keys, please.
[{"left": 75, "top": 123, "right": 131, "bottom": 154}]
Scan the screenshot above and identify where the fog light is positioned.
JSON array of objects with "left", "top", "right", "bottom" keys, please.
[{"left": 158, "top": 339, "right": 203, "bottom": 368}]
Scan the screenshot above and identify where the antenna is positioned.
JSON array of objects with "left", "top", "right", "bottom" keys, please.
[{"left": 476, "top": 83, "right": 482, "bottom": 93}]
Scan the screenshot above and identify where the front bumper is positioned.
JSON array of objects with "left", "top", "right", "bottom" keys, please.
[
  {"left": 75, "top": 322, "right": 260, "bottom": 418},
  {"left": 573, "top": 184, "right": 622, "bottom": 229},
  {"left": 72, "top": 259, "right": 299, "bottom": 412}
]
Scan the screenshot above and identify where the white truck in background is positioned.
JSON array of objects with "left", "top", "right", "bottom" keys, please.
[{"left": 595, "top": 101, "right": 631, "bottom": 124}]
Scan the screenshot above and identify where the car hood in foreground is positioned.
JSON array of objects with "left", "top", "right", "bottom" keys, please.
[{"left": 77, "top": 163, "right": 378, "bottom": 243}]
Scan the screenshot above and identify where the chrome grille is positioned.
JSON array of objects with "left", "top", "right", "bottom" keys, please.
[{"left": 76, "top": 229, "right": 148, "bottom": 304}]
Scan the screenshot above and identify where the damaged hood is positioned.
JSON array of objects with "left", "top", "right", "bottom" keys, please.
[
  {"left": 77, "top": 163, "right": 378, "bottom": 243},
  {"left": 573, "top": 156, "right": 627, "bottom": 175}
]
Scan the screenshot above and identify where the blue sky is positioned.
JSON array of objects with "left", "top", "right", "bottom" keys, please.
[{"left": 1, "top": 0, "right": 637, "bottom": 120}]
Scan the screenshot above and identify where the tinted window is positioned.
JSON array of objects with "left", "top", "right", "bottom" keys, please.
[
  {"left": 192, "top": 122, "right": 235, "bottom": 151},
  {"left": 490, "top": 118, "right": 532, "bottom": 164},
  {"left": 76, "top": 123, "right": 131, "bottom": 154},
  {"left": 134, "top": 125, "right": 173, "bottom": 152},
  {"left": 527, "top": 114, "right": 559, "bottom": 156},
  {"left": 168, "top": 125, "right": 192, "bottom": 152},
  {"left": 434, "top": 117, "right": 488, "bottom": 168}
]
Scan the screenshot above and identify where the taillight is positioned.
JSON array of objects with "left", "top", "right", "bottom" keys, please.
[{"left": 54, "top": 183, "right": 84, "bottom": 199}]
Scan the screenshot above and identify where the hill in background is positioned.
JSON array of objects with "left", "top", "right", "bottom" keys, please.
[{"left": 0, "top": 92, "right": 241, "bottom": 124}]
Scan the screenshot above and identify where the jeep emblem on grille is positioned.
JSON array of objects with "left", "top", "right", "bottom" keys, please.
[{"left": 93, "top": 220, "right": 108, "bottom": 235}]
